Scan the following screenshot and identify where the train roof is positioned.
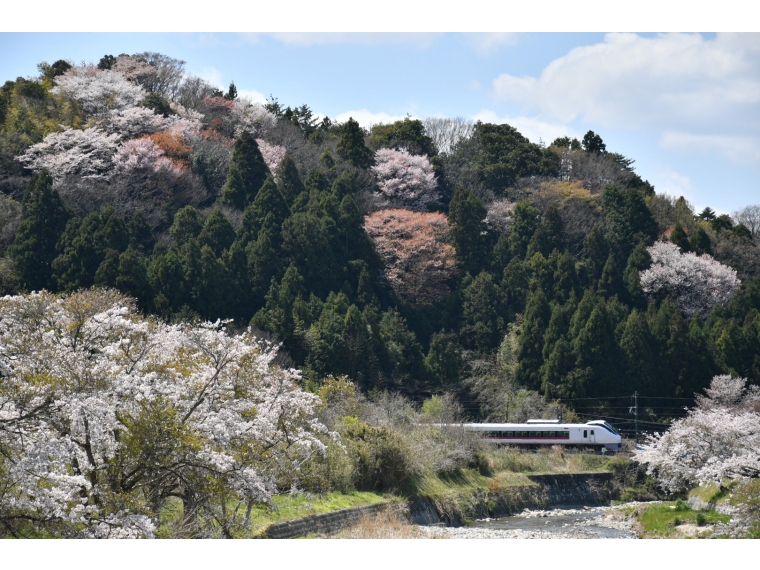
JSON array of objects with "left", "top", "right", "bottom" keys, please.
[{"left": 458, "top": 421, "right": 614, "bottom": 429}]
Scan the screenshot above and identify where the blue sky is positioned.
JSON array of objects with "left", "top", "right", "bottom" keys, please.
[{"left": 1, "top": 32, "right": 758, "bottom": 213}]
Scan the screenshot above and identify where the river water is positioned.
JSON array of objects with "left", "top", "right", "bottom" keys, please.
[{"left": 418, "top": 505, "right": 640, "bottom": 539}]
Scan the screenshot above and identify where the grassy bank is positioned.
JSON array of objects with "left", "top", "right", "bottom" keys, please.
[{"left": 626, "top": 500, "right": 730, "bottom": 538}]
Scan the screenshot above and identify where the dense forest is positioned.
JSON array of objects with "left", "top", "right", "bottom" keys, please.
[{"left": 2, "top": 51, "right": 760, "bottom": 437}]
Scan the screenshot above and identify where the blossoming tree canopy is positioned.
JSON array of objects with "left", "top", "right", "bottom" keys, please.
[
  {"left": 51, "top": 66, "right": 146, "bottom": 116},
  {"left": 0, "top": 289, "right": 329, "bottom": 538},
  {"left": 639, "top": 240, "right": 741, "bottom": 318},
  {"left": 371, "top": 148, "right": 438, "bottom": 210},
  {"left": 364, "top": 209, "right": 457, "bottom": 307},
  {"left": 633, "top": 375, "right": 760, "bottom": 493},
  {"left": 256, "top": 138, "right": 286, "bottom": 175},
  {"left": 16, "top": 127, "right": 121, "bottom": 180}
]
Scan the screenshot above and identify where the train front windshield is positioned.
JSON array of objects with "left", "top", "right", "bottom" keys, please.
[{"left": 602, "top": 422, "right": 620, "bottom": 436}]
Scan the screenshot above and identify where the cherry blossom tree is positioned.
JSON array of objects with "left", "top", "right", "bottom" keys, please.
[
  {"left": 101, "top": 107, "right": 174, "bottom": 138},
  {"left": 16, "top": 127, "right": 120, "bottom": 180},
  {"left": 371, "top": 148, "right": 438, "bottom": 211},
  {"left": 231, "top": 98, "right": 276, "bottom": 138},
  {"left": 634, "top": 375, "right": 760, "bottom": 494},
  {"left": 639, "top": 241, "right": 740, "bottom": 319},
  {"left": 113, "top": 136, "right": 183, "bottom": 176},
  {"left": 364, "top": 209, "right": 458, "bottom": 306},
  {"left": 484, "top": 198, "right": 516, "bottom": 235},
  {"left": 0, "top": 289, "right": 329, "bottom": 538},
  {"left": 256, "top": 138, "right": 286, "bottom": 175},
  {"left": 52, "top": 66, "right": 146, "bottom": 116}
]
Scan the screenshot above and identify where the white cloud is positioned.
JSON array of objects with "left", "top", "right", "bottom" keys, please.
[
  {"left": 490, "top": 33, "right": 760, "bottom": 162},
  {"left": 245, "top": 33, "right": 439, "bottom": 48},
  {"left": 236, "top": 89, "right": 268, "bottom": 105},
  {"left": 470, "top": 110, "right": 579, "bottom": 146},
  {"left": 197, "top": 66, "right": 224, "bottom": 88},
  {"left": 335, "top": 109, "right": 409, "bottom": 128},
  {"left": 660, "top": 131, "right": 760, "bottom": 164},
  {"left": 465, "top": 32, "right": 520, "bottom": 55},
  {"left": 654, "top": 168, "right": 694, "bottom": 199}
]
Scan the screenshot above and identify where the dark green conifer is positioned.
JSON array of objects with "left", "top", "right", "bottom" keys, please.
[
  {"left": 221, "top": 131, "right": 270, "bottom": 209},
  {"left": 337, "top": 118, "right": 374, "bottom": 169},
  {"left": 669, "top": 222, "right": 690, "bottom": 252},
  {"left": 507, "top": 200, "right": 540, "bottom": 260},
  {"left": 691, "top": 226, "right": 712, "bottom": 256},
  {"left": 460, "top": 271, "right": 504, "bottom": 352},
  {"left": 199, "top": 209, "right": 236, "bottom": 256},
  {"left": 424, "top": 331, "right": 464, "bottom": 389},
  {"left": 276, "top": 154, "right": 306, "bottom": 205},
  {"left": 238, "top": 177, "right": 290, "bottom": 247},
  {"left": 8, "top": 171, "right": 69, "bottom": 291},
  {"left": 515, "top": 288, "right": 551, "bottom": 390},
  {"left": 448, "top": 187, "right": 489, "bottom": 275},
  {"left": 170, "top": 206, "right": 203, "bottom": 245}
]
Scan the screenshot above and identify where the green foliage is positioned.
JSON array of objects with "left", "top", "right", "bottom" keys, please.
[
  {"left": 275, "top": 153, "right": 305, "bottom": 205},
  {"left": 448, "top": 187, "right": 489, "bottom": 275},
  {"left": 8, "top": 171, "right": 70, "bottom": 291},
  {"left": 581, "top": 130, "right": 606, "bottom": 153},
  {"left": 239, "top": 176, "right": 290, "bottom": 247},
  {"left": 508, "top": 201, "right": 540, "bottom": 260},
  {"left": 473, "top": 122, "right": 558, "bottom": 194},
  {"left": 424, "top": 331, "right": 464, "bottom": 388},
  {"left": 336, "top": 118, "right": 373, "bottom": 169},
  {"left": 221, "top": 131, "right": 270, "bottom": 209},
  {"left": 460, "top": 271, "right": 504, "bottom": 352},
  {"left": 711, "top": 214, "right": 733, "bottom": 233},
  {"left": 52, "top": 207, "right": 130, "bottom": 292},
  {"left": 690, "top": 226, "right": 712, "bottom": 255},
  {"left": 199, "top": 209, "right": 235, "bottom": 256},
  {"left": 342, "top": 421, "right": 415, "bottom": 491},
  {"left": 369, "top": 117, "right": 436, "bottom": 156},
  {"left": 669, "top": 222, "right": 690, "bottom": 252},
  {"left": 602, "top": 185, "right": 658, "bottom": 260},
  {"left": 635, "top": 502, "right": 730, "bottom": 537},
  {"left": 97, "top": 55, "right": 116, "bottom": 70},
  {"left": 170, "top": 206, "right": 203, "bottom": 245},
  {"left": 141, "top": 92, "right": 175, "bottom": 117}
]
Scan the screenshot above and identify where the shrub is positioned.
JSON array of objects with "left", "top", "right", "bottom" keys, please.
[{"left": 342, "top": 421, "right": 416, "bottom": 491}]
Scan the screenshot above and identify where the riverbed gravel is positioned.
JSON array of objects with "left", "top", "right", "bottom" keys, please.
[{"left": 416, "top": 503, "right": 647, "bottom": 539}]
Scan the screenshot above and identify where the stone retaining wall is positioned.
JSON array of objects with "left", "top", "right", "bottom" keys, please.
[
  {"left": 263, "top": 502, "right": 389, "bottom": 539},
  {"left": 526, "top": 472, "right": 616, "bottom": 506},
  {"left": 264, "top": 472, "right": 618, "bottom": 538}
]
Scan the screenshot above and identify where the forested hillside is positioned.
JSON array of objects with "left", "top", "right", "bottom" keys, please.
[{"left": 2, "top": 51, "right": 760, "bottom": 432}]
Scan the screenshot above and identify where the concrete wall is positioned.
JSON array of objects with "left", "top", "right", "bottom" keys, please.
[{"left": 263, "top": 502, "right": 388, "bottom": 539}]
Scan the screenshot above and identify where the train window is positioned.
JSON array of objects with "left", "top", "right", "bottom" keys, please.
[
  {"left": 583, "top": 430, "right": 587, "bottom": 438},
  {"left": 590, "top": 430, "right": 595, "bottom": 436}
]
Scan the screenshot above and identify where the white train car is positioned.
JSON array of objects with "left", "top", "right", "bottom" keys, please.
[{"left": 461, "top": 419, "right": 622, "bottom": 451}]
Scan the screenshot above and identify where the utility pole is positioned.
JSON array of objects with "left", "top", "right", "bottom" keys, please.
[{"left": 634, "top": 391, "right": 639, "bottom": 447}]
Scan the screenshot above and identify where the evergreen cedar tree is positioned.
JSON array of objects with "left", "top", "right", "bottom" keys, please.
[
  {"left": 221, "top": 131, "right": 271, "bottom": 209},
  {"left": 8, "top": 170, "right": 70, "bottom": 291},
  {"left": 2, "top": 57, "right": 760, "bottom": 409},
  {"left": 337, "top": 118, "right": 374, "bottom": 169}
]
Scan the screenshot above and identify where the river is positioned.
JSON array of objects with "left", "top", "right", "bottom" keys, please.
[{"left": 417, "top": 504, "right": 642, "bottom": 539}]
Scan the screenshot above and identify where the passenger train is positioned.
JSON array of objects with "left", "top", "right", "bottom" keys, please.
[{"left": 460, "top": 419, "right": 623, "bottom": 451}]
